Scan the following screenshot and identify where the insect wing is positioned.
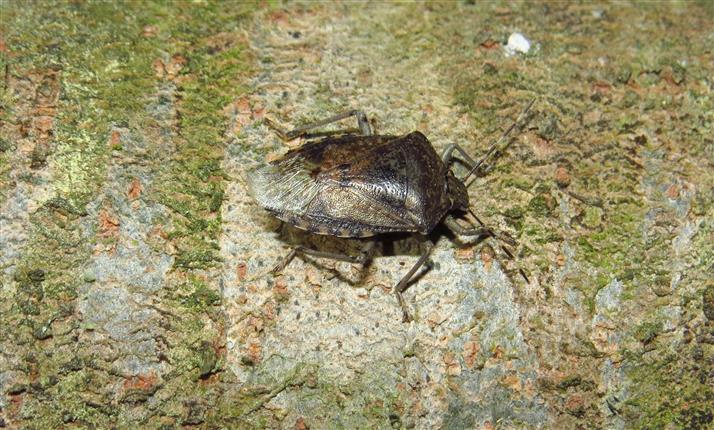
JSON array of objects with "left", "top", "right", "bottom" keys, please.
[
  {"left": 319, "top": 143, "right": 412, "bottom": 226},
  {"left": 332, "top": 131, "right": 450, "bottom": 234},
  {"left": 248, "top": 134, "right": 426, "bottom": 235},
  {"left": 247, "top": 135, "right": 391, "bottom": 215},
  {"left": 247, "top": 155, "right": 322, "bottom": 215}
]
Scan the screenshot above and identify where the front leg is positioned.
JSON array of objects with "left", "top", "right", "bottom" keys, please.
[
  {"left": 447, "top": 212, "right": 529, "bottom": 283},
  {"left": 443, "top": 215, "right": 492, "bottom": 237},
  {"left": 442, "top": 144, "right": 478, "bottom": 170}
]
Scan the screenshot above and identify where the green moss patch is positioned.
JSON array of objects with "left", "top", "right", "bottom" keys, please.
[{"left": 1, "top": 1, "right": 256, "bottom": 427}]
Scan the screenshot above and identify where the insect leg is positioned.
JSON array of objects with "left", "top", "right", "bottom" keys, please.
[
  {"left": 465, "top": 210, "right": 529, "bottom": 282},
  {"left": 466, "top": 209, "right": 517, "bottom": 246},
  {"left": 266, "top": 110, "right": 372, "bottom": 141},
  {"left": 441, "top": 144, "right": 478, "bottom": 173},
  {"left": 264, "top": 117, "right": 291, "bottom": 141},
  {"left": 394, "top": 240, "right": 435, "bottom": 322},
  {"left": 272, "top": 242, "right": 375, "bottom": 274},
  {"left": 443, "top": 215, "right": 492, "bottom": 237}
]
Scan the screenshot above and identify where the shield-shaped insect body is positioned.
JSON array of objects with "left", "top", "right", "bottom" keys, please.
[
  {"left": 247, "top": 104, "right": 533, "bottom": 322},
  {"left": 248, "top": 132, "right": 469, "bottom": 238}
]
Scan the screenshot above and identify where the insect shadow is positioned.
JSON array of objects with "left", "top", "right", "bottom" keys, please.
[
  {"left": 247, "top": 101, "right": 534, "bottom": 322},
  {"left": 274, "top": 226, "right": 433, "bottom": 290}
]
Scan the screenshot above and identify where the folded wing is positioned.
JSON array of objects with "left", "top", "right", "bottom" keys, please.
[{"left": 247, "top": 133, "right": 446, "bottom": 237}]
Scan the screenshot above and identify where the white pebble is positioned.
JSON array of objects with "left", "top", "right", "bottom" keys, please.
[{"left": 504, "top": 32, "right": 531, "bottom": 57}]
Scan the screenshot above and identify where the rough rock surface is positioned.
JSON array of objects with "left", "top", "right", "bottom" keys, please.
[{"left": 1, "top": 2, "right": 712, "bottom": 429}]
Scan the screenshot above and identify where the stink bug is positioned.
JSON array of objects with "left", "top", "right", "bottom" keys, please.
[{"left": 247, "top": 101, "right": 534, "bottom": 322}]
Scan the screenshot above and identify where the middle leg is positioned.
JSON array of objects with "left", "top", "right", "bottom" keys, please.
[{"left": 394, "top": 239, "right": 435, "bottom": 322}]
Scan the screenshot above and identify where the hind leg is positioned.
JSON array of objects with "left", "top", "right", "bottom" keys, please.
[
  {"left": 266, "top": 109, "right": 372, "bottom": 141},
  {"left": 272, "top": 241, "right": 375, "bottom": 274}
]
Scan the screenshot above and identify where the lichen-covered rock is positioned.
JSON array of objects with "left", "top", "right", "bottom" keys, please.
[{"left": 1, "top": 2, "right": 712, "bottom": 429}]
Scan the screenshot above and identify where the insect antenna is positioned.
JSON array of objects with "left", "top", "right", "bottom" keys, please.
[
  {"left": 463, "top": 98, "right": 536, "bottom": 187},
  {"left": 458, "top": 100, "right": 536, "bottom": 283}
]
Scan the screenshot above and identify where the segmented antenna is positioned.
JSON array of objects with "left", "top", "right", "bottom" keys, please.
[
  {"left": 464, "top": 99, "right": 536, "bottom": 284},
  {"left": 463, "top": 98, "right": 536, "bottom": 185}
]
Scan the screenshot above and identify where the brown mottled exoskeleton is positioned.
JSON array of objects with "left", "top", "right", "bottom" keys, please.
[{"left": 247, "top": 101, "right": 534, "bottom": 322}]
